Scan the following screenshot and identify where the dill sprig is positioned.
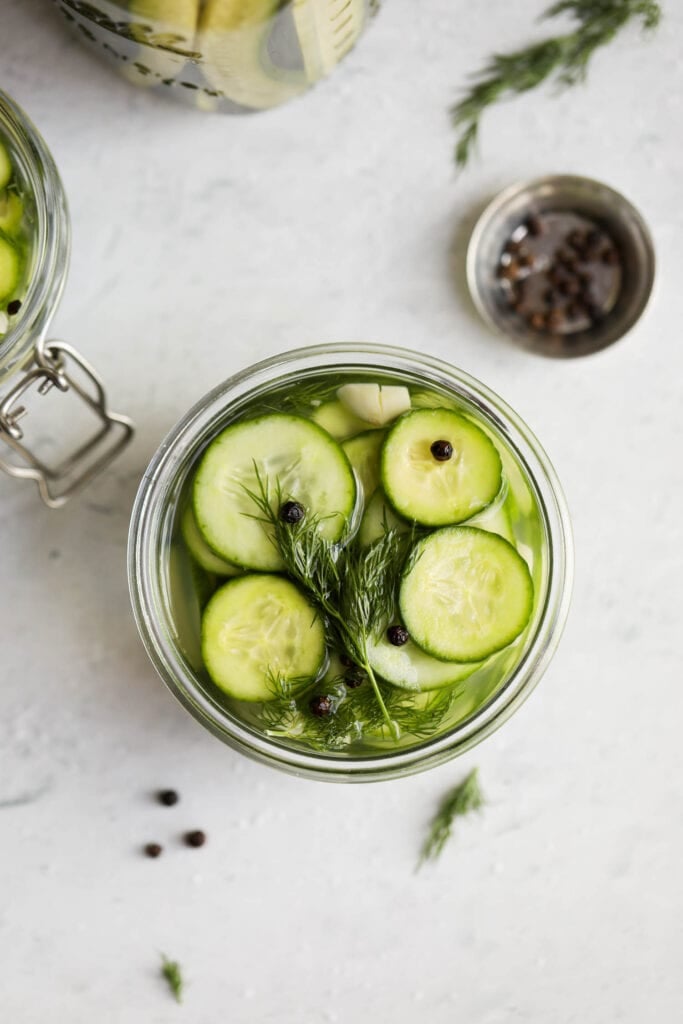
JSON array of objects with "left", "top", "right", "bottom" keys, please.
[
  {"left": 160, "top": 954, "right": 183, "bottom": 1004},
  {"left": 452, "top": 0, "right": 662, "bottom": 167},
  {"left": 418, "top": 768, "right": 484, "bottom": 868},
  {"left": 242, "top": 466, "right": 419, "bottom": 738},
  {"left": 260, "top": 675, "right": 459, "bottom": 752}
]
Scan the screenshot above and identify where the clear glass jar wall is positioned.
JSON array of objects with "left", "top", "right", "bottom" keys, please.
[
  {"left": 52, "top": 0, "right": 378, "bottom": 111},
  {"left": 129, "top": 344, "right": 573, "bottom": 782}
]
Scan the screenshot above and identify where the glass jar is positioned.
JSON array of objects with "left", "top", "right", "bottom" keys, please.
[
  {"left": 52, "top": 0, "right": 378, "bottom": 112},
  {"left": 129, "top": 343, "right": 573, "bottom": 782},
  {"left": 0, "top": 90, "right": 133, "bottom": 506}
]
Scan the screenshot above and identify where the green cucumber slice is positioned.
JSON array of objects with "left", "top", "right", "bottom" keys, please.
[
  {"left": 193, "top": 413, "right": 356, "bottom": 571},
  {"left": 311, "top": 399, "right": 373, "bottom": 441},
  {"left": 0, "top": 142, "right": 11, "bottom": 190},
  {"left": 202, "top": 574, "right": 326, "bottom": 701},
  {"left": 0, "top": 235, "right": 20, "bottom": 302},
  {"left": 359, "top": 488, "right": 408, "bottom": 547},
  {"left": 0, "top": 192, "right": 23, "bottom": 236},
  {"left": 467, "top": 496, "right": 514, "bottom": 543},
  {"left": 367, "top": 633, "right": 482, "bottom": 692},
  {"left": 342, "top": 429, "right": 385, "bottom": 502},
  {"left": 400, "top": 526, "right": 534, "bottom": 662},
  {"left": 181, "top": 505, "right": 241, "bottom": 577},
  {"left": 381, "top": 408, "right": 502, "bottom": 526}
]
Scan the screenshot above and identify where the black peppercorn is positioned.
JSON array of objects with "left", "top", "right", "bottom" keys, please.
[
  {"left": 6, "top": 299, "right": 22, "bottom": 316},
  {"left": 430, "top": 440, "right": 453, "bottom": 462},
  {"left": 344, "top": 670, "right": 366, "bottom": 689},
  {"left": 528, "top": 312, "right": 546, "bottom": 332},
  {"left": 602, "top": 247, "right": 619, "bottom": 266},
  {"left": 309, "top": 695, "right": 333, "bottom": 717},
  {"left": 158, "top": 789, "right": 179, "bottom": 806},
  {"left": 144, "top": 842, "right": 163, "bottom": 858},
  {"left": 387, "top": 625, "right": 410, "bottom": 647},
  {"left": 339, "top": 652, "right": 356, "bottom": 668},
  {"left": 525, "top": 214, "right": 543, "bottom": 237},
  {"left": 546, "top": 309, "right": 564, "bottom": 333},
  {"left": 279, "top": 501, "right": 305, "bottom": 524},
  {"left": 184, "top": 830, "right": 206, "bottom": 848},
  {"left": 498, "top": 259, "right": 520, "bottom": 281},
  {"left": 567, "top": 229, "right": 587, "bottom": 252}
]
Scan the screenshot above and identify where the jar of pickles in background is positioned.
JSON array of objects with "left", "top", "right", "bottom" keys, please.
[
  {"left": 52, "top": 0, "right": 378, "bottom": 112},
  {"left": 0, "top": 90, "right": 133, "bottom": 507}
]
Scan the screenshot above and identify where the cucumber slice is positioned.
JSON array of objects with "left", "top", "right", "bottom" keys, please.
[
  {"left": 0, "top": 192, "right": 23, "bottom": 236},
  {"left": 467, "top": 496, "right": 514, "bottom": 543},
  {"left": 311, "top": 399, "right": 373, "bottom": 441},
  {"left": 181, "top": 505, "right": 241, "bottom": 577},
  {"left": 342, "top": 430, "right": 385, "bottom": 502},
  {"left": 359, "top": 488, "right": 408, "bottom": 547},
  {"left": 367, "top": 633, "right": 482, "bottom": 692},
  {"left": 382, "top": 408, "right": 502, "bottom": 526},
  {"left": 202, "top": 574, "right": 326, "bottom": 701},
  {"left": 400, "top": 527, "right": 534, "bottom": 662},
  {"left": 193, "top": 413, "right": 356, "bottom": 571},
  {"left": 0, "top": 142, "right": 11, "bottom": 191},
  {"left": 0, "top": 235, "right": 20, "bottom": 302}
]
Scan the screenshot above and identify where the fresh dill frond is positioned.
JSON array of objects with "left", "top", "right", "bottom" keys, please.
[
  {"left": 452, "top": 0, "right": 662, "bottom": 167},
  {"left": 247, "top": 378, "right": 341, "bottom": 418},
  {"left": 242, "top": 469, "right": 416, "bottom": 737},
  {"left": 160, "top": 954, "right": 183, "bottom": 1004},
  {"left": 418, "top": 768, "right": 484, "bottom": 868}
]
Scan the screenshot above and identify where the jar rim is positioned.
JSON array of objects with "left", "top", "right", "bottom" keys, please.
[
  {"left": 0, "top": 90, "right": 70, "bottom": 382},
  {"left": 128, "top": 343, "right": 574, "bottom": 782}
]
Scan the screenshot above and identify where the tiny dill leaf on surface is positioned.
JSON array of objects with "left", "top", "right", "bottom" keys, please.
[
  {"left": 418, "top": 768, "right": 484, "bottom": 868},
  {"left": 452, "top": 0, "right": 662, "bottom": 167},
  {"left": 160, "top": 954, "right": 183, "bottom": 1004}
]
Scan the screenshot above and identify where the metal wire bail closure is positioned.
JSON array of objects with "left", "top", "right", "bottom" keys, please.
[{"left": 0, "top": 339, "right": 134, "bottom": 508}]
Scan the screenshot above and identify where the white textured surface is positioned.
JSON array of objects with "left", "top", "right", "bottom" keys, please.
[{"left": 2, "top": 1, "right": 683, "bottom": 1020}]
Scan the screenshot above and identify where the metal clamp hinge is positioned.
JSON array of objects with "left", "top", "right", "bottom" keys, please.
[{"left": 0, "top": 340, "right": 134, "bottom": 508}]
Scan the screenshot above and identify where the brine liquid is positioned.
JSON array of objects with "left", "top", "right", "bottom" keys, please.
[
  {"left": 166, "top": 368, "right": 548, "bottom": 757},
  {"left": 0, "top": 131, "right": 34, "bottom": 349},
  {"left": 53, "top": 0, "right": 373, "bottom": 112}
]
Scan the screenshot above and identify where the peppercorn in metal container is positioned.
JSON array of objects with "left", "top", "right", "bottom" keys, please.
[
  {"left": 467, "top": 175, "right": 655, "bottom": 358},
  {"left": 0, "top": 90, "right": 133, "bottom": 506}
]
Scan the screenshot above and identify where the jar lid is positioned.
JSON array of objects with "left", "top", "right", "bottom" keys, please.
[{"left": 466, "top": 175, "right": 655, "bottom": 358}]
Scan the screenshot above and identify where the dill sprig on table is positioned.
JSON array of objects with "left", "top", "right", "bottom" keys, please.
[
  {"left": 418, "top": 768, "right": 484, "bottom": 868},
  {"left": 160, "top": 954, "right": 183, "bottom": 1004},
  {"left": 452, "top": 0, "right": 662, "bottom": 167},
  {"left": 243, "top": 466, "right": 420, "bottom": 740}
]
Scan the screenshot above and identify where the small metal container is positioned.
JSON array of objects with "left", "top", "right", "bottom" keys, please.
[{"left": 466, "top": 175, "right": 655, "bottom": 358}]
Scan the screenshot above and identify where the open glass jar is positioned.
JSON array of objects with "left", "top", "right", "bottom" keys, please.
[
  {"left": 0, "top": 90, "right": 133, "bottom": 506},
  {"left": 52, "top": 0, "right": 377, "bottom": 112},
  {"left": 129, "top": 343, "right": 573, "bottom": 782}
]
